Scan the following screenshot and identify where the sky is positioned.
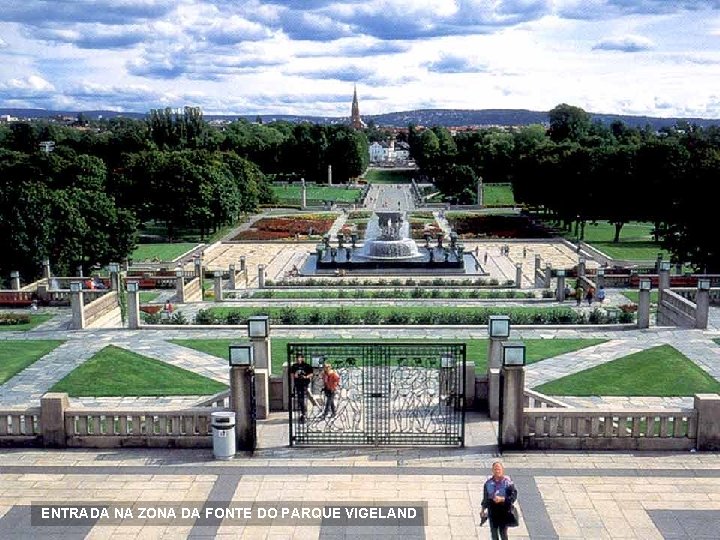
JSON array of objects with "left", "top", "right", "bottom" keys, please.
[{"left": 1, "top": 0, "right": 720, "bottom": 118}]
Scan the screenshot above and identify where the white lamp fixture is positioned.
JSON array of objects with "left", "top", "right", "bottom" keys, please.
[
  {"left": 660, "top": 261, "right": 671, "bottom": 272},
  {"left": 311, "top": 356, "right": 324, "bottom": 368},
  {"left": 194, "top": 257, "right": 202, "bottom": 267},
  {"left": 175, "top": 268, "right": 184, "bottom": 277},
  {"left": 502, "top": 341, "right": 526, "bottom": 367},
  {"left": 126, "top": 281, "right": 139, "bottom": 293},
  {"left": 597, "top": 268, "right": 605, "bottom": 277},
  {"left": 488, "top": 315, "right": 511, "bottom": 338},
  {"left": 108, "top": 262, "right": 119, "bottom": 273},
  {"left": 70, "top": 281, "right": 82, "bottom": 292},
  {"left": 698, "top": 279, "right": 711, "bottom": 291},
  {"left": 441, "top": 354, "right": 455, "bottom": 368},
  {"left": 639, "top": 279, "right": 652, "bottom": 291},
  {"left": 248, "top": 315, "right": 270, "bottom": 338},
  {"left": 556, "top": 269, "right": 566, "bottom": 277},
  {"left": 228, "top": 343, "right": 254, "bottom": 366},
  {"left": 213, "top": 270, "right": 222, "bottom": 278}
]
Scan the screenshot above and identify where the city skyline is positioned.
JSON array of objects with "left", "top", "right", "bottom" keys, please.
[{"left": 1, "top": 1, "right": 720, "bottom": 118}]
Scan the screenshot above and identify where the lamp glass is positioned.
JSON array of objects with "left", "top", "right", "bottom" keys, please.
[
  {"left": 248, "top": 316, "right": 269, "bottom": 338},
  {"left": 228, "top": 344, "right": 253, "bottom": 366},
  {"left": 441, "top": 354, "right": 455, "bottom": 368},
  {"left": 502, "top": 342, "right": 526, "bottom": 366},
  {"left": 108, "top": 263, "right": 119, "bottom": 273},
  {"left": 488, "top": 315, "right": 510, "bottom": 338},
  {"left": 639, "top": 280, "right": 651, "bottom": 291},
  {"left": 213, "top": 270, "right": 222, "bottom": 278},
  {"left": 698, "top": 279, "right": 711, "bottom": 291},
  {"left": 597, "top": 268, "right": 605, "bottom": 276},
  {"left": 660, "top": 261, "right": 671, "bottom": 271},
  {"left": 556, "top": 269, "right": 566, "bottom": 277},
  {"left": 311, "top": 356, "right": 323, "bottom": 368},
  {"left": 70, "top": 281, "right": 82, "bottom": 292},
  {"left": 127, "top": 281, "right": 139, "bottom": 292},
  {"left": 175, "top": 268, "right": 183, "bottom": 277}
]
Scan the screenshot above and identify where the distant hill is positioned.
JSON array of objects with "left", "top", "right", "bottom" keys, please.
[{"left": 2, "top": 107, "right": 719, "bottom": 130}]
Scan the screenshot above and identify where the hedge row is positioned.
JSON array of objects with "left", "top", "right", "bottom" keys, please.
[
  {"left": 249, "top": 288, "right": 541, "bottom": 300},
  {"left": 267, "top": 277, "right": 514, "bottom": 287}
]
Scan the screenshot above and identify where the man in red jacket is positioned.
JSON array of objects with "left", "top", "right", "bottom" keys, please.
[{"left": 321, "top": 363, "right": 341, "bottom": 419}]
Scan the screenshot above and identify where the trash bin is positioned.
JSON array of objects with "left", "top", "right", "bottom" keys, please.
[{"left": 211, "top": 411, "right": 236, "bottom": 460}]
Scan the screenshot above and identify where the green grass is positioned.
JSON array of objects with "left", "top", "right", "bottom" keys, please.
[
  {"left": 131, "top": 243, "right": 197, "bottom": 262},
  {"left": 557, "top": 221, "right": 668, "bottom": 260},
  {"left": 621, "top": 290, "right": 659, "bottom": 304},
  {"left": 271, "top": 184, "right": 362, "bottom": 204},
  {"left": 171, "top": 338, "right": 605, "bottom": 374},
  {"left": 535, "top": 344, "right": 720, "bottom": 397},
  {"left": 0, "top": 340, "right": 65, "bottom": 384},
  {"left": 139, "top": 292, "right": 161, "bottom": 303},
  {"left": 0, "top": 314, "right": 53, "bottom": 331},
  {"left": 50, "top": 345, "right": 227, "bottom": 397},
  {"left": 483, "top": 184, "right": 515, "bottom": 206},
  {"left": 363, "top": 169, "right": 416, "bottom": 184}
]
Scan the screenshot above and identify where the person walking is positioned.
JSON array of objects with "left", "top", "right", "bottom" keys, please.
[
  {"left": 586, "top": 286, "right": 595, "bottom": 306},
  {"left": 290, "top": 355, "right": 314, "bottom": 423},
  {"left": 596, "top": 286, "right": 606, "bottom": 303},
  {"left": 575, "top": 284, "right": 583, "bottom": 306},
  {"left": 321, "top": 363, "right": 340, "bottom": 419},
  {"left": 481, "top": 462, "right": 518, "bottom": 540}
]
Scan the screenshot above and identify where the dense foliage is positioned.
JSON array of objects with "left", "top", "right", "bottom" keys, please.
[
  {"left": 410, "top": 103, "right": 720, "bottom": 271},
  {"left": 0, "top": 108, "right": 368, "bottom": 280}
]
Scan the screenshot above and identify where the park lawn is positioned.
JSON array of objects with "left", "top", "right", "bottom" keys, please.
[
  {"left": 363, "top": 169, "right": 416, "bottom": 184},
  {"left": 0, "top": 314, "right": 54, "bottom": 332},
  {"left": 171, "top": 338, "right": 606, "bottom": 374},
  {"left": 50, "top": 345, "right": 227, "bottom": 397},
  {"left": 271, "top": 185, "right": 362, "bottom": 204},
  {"left": 132, "top": 243, "right": 197, "bottom": 262},
  {"left": 622, "top": 290, "right": 659, "bottom": 304},
  {"left": 139, "top": 292, "right": 161, "bottom": 303},
  {"left": 0, "top": 340, "right": 65, "bottom": 384},
  {"left": 535, "top": 344, "right": 720, "bottom": 397},
  {"left": 567, "top": 221, "right": 667, "bottom": 260},
  {"left": 483, "top": 184, "right": 515, "bottom": 206}
]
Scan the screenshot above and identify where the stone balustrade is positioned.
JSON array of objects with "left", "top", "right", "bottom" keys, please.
[
  {"left": 0, "top": 408, "right": 41, "bottom": 442},
  {"left": 672, "top": 287, "right": 720, "bottom": 305},
  {"left": 657, "top": 289, "right": 697, "bottom": 327},
  {"left": 83, "top": 291, "right": 119, "bottom": 327},
  {"left": 182, "top": 277, "right": 203, "bottom": 303},
  {"left": 196, "top": 390, "right": 231, "bottom": 409},
  {"left": 523, "top": 389, "right": 569, "bottom": 409},
  {"left": 64, "top": 407, "right": 221, "bottom": 448},
  {"left": 523, "top": 407, "right": 697, "bottom": 450}
]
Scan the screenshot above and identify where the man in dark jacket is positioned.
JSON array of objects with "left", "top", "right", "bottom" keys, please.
[{"left": 481, "top": 461, "right": 518, "bottom": 540}]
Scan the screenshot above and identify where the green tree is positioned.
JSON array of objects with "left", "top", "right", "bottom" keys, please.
[{"left": 548, "top": 103, "right": 592, "bottom": 143}]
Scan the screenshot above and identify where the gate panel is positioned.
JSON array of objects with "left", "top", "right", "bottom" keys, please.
[{"left": 288, "top": 343, "right": 465, "bottom": 446}]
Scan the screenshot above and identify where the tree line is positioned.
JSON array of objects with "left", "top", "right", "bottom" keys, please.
[
  {"left": 409, "top": 103, "right": 720, "bottom": 272},
  {"left": 0, "top": 107, "right": 369, "bottom": 280}
]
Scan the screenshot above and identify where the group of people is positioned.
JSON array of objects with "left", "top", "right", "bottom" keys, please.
[
  {"left": 83, "top": 276, "right": 107, "bottom": 290},
  {"left": 573, "top": 283, "right": 606, "bottom": 306},
  {"left": 290, "top": 355, "right": 341, "bottom": 423}
]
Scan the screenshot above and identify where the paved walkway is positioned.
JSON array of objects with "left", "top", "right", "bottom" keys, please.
[{"left": 1, "top": 421, "right": 720, "bottom": 539}]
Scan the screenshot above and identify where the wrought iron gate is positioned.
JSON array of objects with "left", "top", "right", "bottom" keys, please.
[{"left": 288, "top": 343, "right": 465, "bottom": 446}]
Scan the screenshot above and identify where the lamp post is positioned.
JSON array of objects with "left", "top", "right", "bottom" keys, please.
[
  {"left": 213, "top": 270, "right": 223, "bottom": 303},
  {"left": 487, "top": 315, "right": 510, "bottom": 421},
  {"left": 70, "top": 281, "right": 85, "bottom": 330},
  {"left": 556, "top": 269, "right": 567, "bottom": 302},
  {"left": 499, "top": 341, "right": 526, "bottom": 451},
  {"left": 638, "top": 279, "right": 651, "bottom": 329},
  {"left": 248, "top": 316, "right": 271, "bottom": 419},
  {"left": 126, "top": 281, "right": 140, "bottom": 329},
  {"left": 696, "top": 279, "right": 712, "bottom": 329},
  {"left": 658, "top": 260, "right": 671, "bottom": 292},
  {"left": 596, "top": 268, "right": 605, "bottom": 289},
  {"left": 175, "top": 268, "right": 185, "bottom": 304},
  {"left": 108, "top": 262, "right": 120, "bottom": 291},
  {"left": 228, "top": 343, "right": 256, "bottom": 452}
]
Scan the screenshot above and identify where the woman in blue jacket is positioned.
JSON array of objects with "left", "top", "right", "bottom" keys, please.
[{"left": 481, "top": 462, "right": 518, "bottom": 540}]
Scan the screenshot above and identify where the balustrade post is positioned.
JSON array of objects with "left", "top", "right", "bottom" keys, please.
[
  {"left": 41, "top": 392, "right": 69, "bottom": 448},
  {"left": 695, "top": 393, "right": 720, "bottom": 451}
]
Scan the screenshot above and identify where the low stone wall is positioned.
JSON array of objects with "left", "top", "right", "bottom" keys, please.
[
  {"left": 672, "top": 287, "right": 720, "bottom": 306},
  {"left": 523, "top": 407, "right": 697, "bottom": 450},
  {"left": 657, "top": 289, "right": 696, "bottom": 328},
  {"left": 0, "top": 408, "right": 41, "bottom": 446},
  {"left": 84, "top": 291, "right": 120, "bottom": 328},
  {"left": 182, "top": 277, "right": 203, "bottom": 303}
]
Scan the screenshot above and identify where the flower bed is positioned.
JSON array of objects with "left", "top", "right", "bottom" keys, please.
[
  {"left": 233, "top": 215, "right": 335, "bottom": 240},
  {"left": 447, "top": 214, "right": 550, "bottom": 239},
  {"left": 0, "top": 313, "right": 31, "bottom": 326}
]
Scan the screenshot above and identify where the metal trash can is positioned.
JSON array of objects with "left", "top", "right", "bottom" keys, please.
[{"left": 211, "top": 411, "right": 236, "bottom": 460}]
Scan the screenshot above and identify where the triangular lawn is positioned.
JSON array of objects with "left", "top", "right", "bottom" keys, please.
[
  {"left": 51, "top": 345, "right": 227, "bottom": 397},
  {"left": 535, "top": 344, "right": 720, "bottom": 397},
  {"left": 0, "top": 339, "right": 65, "bottom": 384}
]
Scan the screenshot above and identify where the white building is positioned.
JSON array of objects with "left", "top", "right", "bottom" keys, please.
[{"left": 369, "top": 140, "right": 410, "bottom": 163}]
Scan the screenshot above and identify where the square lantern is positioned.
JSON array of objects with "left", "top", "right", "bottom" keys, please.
[
  {"left": 556, "top": 269, "right": 566, "bottom": 277},
  {"left": 108, "top": 262, "right": 119, "bottom": 273},
  {"left": 175, "top": 267, "right": 184, "bottom": 277},
  {"left": 597, "top": 268, "right": 605, "bottom": 277},
  {"left": 213, "top": 270, "right": 222, "bottom": 278},
  {"left": 194, "top": 257, "right": 202, "bottom": 267},
  {"left": 126, "top": 281, "right": 139, "bottom": 293},
  {"left": 502, "top": 341, "right": 526, "bottom": 367},
  {"left": 248, "top": 315, "right": 269, "bottom": 338},
  {"left": 70, "top": 281, "right": 82, "bottom": 292},
  {"left": 488, "top": 315, "right": 511, "bottom": 338},
  {"left": 639, "top": 279, "right": 652, "bottom": 291},
  {"left": 441, "top": 354, "right": 455, "bottom": 368},
  {"left": 311, "top": 355, "right": 324, "bottom": 368},
  {"left": 659, "top": 261, "right": 671, "bottom": 272},
  {"left": 228, "top": 343, "right": 254, "bottom": 366},
  {"left": 698, "top": 279, "right": 711, "bottom": 291}
]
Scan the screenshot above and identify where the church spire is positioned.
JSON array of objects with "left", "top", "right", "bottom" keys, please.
[{"left": 351, "top": 84, "right": 364, "bottom": 129}]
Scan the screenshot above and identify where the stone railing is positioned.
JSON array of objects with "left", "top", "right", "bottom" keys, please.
[
  {"left": 182, "top": 277, "right": 203, "bottom": 303},
  {"left": 523, "top": 407, "right": 697, "bottom": 450},
  {"left": 0, "top": 408, "right": 41, "bottom": 444},
  {"left": 84, "top": 291, "right": 119, "bottom": 327},
  {"left": 672, "top": 287, "right": 720, "bottom": 306},
  {"left": 657, "top": 289, "right": 696, "bottom": 328},
  {"left": 196, "top": 390, "right": 231, "bottom": 408},
  {"left": 523, "top": 389, "right": 568, "bottom": 409},
  {"left": 0, "top": 291, "right": 34, "bottom": 307},
  {"left": 64, "top": 407, "right": 220, "bottom": 448}
]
